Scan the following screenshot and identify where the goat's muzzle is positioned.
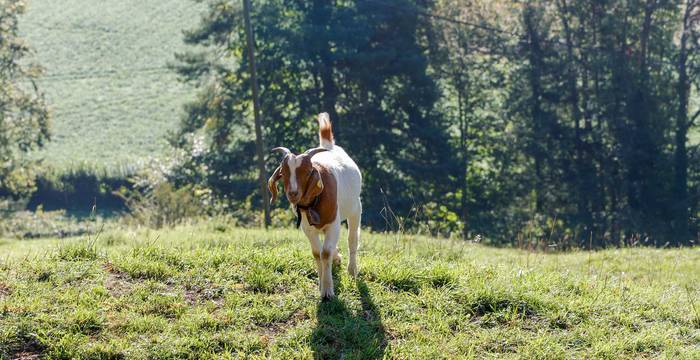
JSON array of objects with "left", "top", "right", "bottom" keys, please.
[{"left": 287, "top": 190, "right": 301, "bottom": 204}]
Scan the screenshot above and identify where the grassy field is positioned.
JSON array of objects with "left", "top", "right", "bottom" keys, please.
[
  {"left": 19, "top": 0, "right": 204, "bottom": 168},
  {"left": 0, "top": 223, "right": 699, "bottom": 359}
]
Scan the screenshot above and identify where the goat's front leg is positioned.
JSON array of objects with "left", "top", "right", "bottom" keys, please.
[
  {"left": 303, "top": 225, "right": 322, "bottom": 291},
  {"left": 320, "top": 221, "right": 341, "bottom": 299}
]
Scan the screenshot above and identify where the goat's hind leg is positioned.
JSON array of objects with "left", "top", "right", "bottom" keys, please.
[{"left": 347, "top": 211, "right": 361, "bottom": 277}]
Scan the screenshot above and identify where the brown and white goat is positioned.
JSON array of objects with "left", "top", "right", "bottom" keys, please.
[{"left": 268, "top": 113, "right": 362, "bottom": 299}]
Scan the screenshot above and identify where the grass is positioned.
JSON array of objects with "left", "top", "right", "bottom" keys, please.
[
  {"left": 19, "top": 0, "right": 204, "bottom": 168},
  {"left": 0, "top": 223, "right": 699, "bottom": 359}
]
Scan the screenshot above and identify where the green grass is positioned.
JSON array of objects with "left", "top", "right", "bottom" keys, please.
[
  {"left": 19, "top": 0, "right": 204, "bottom": 168},
  {"left": 1, "top": 224, "right": 699, "bottom": 359}
]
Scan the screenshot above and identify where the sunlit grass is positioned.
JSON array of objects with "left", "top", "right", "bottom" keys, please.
[{"left": 1, "top": 223, "right": 699, "bottom": 358}]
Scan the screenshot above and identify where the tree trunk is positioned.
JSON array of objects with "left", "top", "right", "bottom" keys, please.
[
  {"left": 242, "top": 0, "right": 270, "bottom": 228},
  {"left": 673, "top": 0, "right": 694, "bottom": 245},
  {"left": 524, "top": 6, "right": 545, "bottom": 213},
  {"left": 457, "top": 84, "right": 469, "bottom": 239},
  {"left": 633, "top": 0, "right": 659, "bottom": 237},
  {"left": 558, "top": 0, "right": 591, "bottom": 231}
]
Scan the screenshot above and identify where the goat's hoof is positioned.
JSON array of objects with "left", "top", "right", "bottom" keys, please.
[
  {"left": 320, "top": 288, "right": 335, "bottom": 300},
  {"left": 348, "top": 264, "right": 358, "bottom": 278}
]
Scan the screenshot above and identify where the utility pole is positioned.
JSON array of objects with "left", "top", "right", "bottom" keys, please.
[{"left": 242, "top": 0, "right": 271, "bottom": 228}]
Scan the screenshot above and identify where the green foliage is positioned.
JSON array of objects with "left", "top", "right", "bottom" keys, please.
[
  {"left": 11, "top": 0, "right": 700, "bottom": 248},
  {"left": 426, "top": 0, "right": 700, "bottom": 245},
  {"left": 164, "top": 0, "right": 700, "bottom": 246},
  {"left": 173, "top": 0, "right": 455, "bottom": 230},
  {"left": 0, "top": 224, "right": 699, "bottom": 358},
  {"left": 117, "top": 182, "right": 208, "bottom": 229},
  {"left": 113, "top": 157, "right": 300, "bottom": 229},
  {"left": 0, "top": 0, "right": 50, "bottom": 198}
]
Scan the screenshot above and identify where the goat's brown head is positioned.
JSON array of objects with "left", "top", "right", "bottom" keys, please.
[{"left": 268, "top": 147, "right": 328, "bottom": 205}]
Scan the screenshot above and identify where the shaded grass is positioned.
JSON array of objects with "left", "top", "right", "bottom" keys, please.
[{"left": 0, "top": 224, "right": 699, "bottom": 359}]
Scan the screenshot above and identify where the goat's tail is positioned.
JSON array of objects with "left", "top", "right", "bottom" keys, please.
[{"left": 317, "top": 112, "right": 335, "bottom": 149}]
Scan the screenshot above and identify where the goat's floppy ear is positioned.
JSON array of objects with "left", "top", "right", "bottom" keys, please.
[
  {"left": 301, "top": 167, "right": 324, "bottom": 204},
  {"left": 303, "top": 168, "right": 325, "bottom": 225},
  {"left": 268, "top": 165, "right": 283, "bottom": 204}
]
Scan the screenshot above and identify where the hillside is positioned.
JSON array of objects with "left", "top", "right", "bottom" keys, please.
[
  {"left": 19, "top": 0, "right": 205, "bottom": 168},
  {"left": 1, "top": 224, "right": 699, "bottom": 358}
]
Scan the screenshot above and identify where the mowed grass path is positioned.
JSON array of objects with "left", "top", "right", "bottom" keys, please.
[
  {"left": 20, "top": 0, "right": 204, "bottom": 167},
  {"left": 1, "top": 224, "right": 699, "bottom": 359}
]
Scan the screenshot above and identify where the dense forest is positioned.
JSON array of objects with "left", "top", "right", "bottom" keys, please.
[
  {"left": 167, "top": 0, "right": 700, "bottom": 247},
  {"left": 3, "top": 0, "right": 700, "bottom": 247}
]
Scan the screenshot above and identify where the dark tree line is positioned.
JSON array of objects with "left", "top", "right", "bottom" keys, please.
[
  {"left": 172, "top": 0, "right": 700, "bottom": 247},
  {"left": 172, "top": 0, "right": 455, "bottom": 232},
  {"left": 504, "top": 0, "right": 700, "bottom": 246}
]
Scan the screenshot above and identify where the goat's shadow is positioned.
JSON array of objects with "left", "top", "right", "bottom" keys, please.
[{"left": 310, "top": 273, "right": 387, "bottom": 360}]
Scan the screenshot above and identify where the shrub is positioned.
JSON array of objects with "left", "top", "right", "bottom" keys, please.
[{"left": 117, "top": 182, "right": 207, "bottom": 228}]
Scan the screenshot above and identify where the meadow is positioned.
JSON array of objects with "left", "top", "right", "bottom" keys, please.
[
  {"left": 19, "top": 0, "right": 204, "bottom": 168},
  {"left": 1, "top": 223, "right": 699, "bottom": 359}
]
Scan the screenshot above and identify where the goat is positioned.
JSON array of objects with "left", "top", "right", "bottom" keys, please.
[{"left": 268, "top": 113, "right": 362, "bottom": 299}]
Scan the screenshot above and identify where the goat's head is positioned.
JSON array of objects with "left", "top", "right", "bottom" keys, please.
[{"left": 268, "top": 147, "right": 328, "bottom": 205}]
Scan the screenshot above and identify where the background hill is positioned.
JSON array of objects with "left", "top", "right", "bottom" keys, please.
[{"left": 19, "top": 0, "right": 204, "bottom": 168}]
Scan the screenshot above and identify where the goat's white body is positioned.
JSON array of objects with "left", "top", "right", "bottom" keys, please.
[
  {"left": 311, "top": 145, "right": 362, "bottom": 221},
  {"left": 301, "top": 141, "right": 362, "bottom": 298}
]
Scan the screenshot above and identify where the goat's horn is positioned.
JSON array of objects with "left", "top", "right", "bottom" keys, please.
[
  {"left": 271, "top": 147, "right": 292, "bottom": 156},
  {"left": 305, "top": 147, "right": 329, "bottom": 157}
]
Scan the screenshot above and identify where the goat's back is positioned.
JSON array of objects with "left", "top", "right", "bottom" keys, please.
[{"left": 312, "top": 145, "right": 362, "bottom": 220}]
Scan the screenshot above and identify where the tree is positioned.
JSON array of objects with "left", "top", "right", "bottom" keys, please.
[
  {"left": 168, "top": 0, "right": 700, "bottom": 245},
  {"left": 673, "top": 0, "right": 700, "bottom": 245},
  {"left": 497, "top": 0, "right": 686, "bottom": 246},
  {"left": 0, "top": 0, "right": 49, "bottom": 199},
  {"left": 242, "top": 0, "right": 271, "bottom": 227},
  {"left": 173, "top": 0, "right": 455, "bottom": 230},
  {"left": 428, "top": 0, "right": 519, "bottom": 239}
]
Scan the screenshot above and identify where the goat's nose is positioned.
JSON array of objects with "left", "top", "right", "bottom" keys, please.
[{"left": 289, "top": 190, "right": 299, "bottom": 198}]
